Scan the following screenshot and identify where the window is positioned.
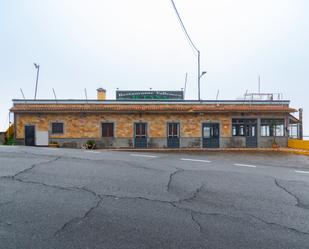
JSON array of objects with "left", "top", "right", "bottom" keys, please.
[
  {"left": 102, "top": 123, "right": 114, "bottom": 137},
  {"left": 260, "top": 119, "right": 284, "bottom": 137},
  {"left": 232, "top": 119, "right": 257, "bottom": 136},
  {"left": 135, "top": 123, "right": 147, "bottom": 138},
  {"left": 51, "top": 122, "right": 64, "bottom": 134},
  {"left": 168, "top": 123, "right": 179, "bottom": 137}
]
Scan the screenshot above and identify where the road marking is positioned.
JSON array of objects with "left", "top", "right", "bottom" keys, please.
[
  {"left": 180, "top": 158, "right": 211, "bottom": 163},
  {"left": 130, "top": 154, "right": 157, "bottom": 158},
  {"left": 85, "top": 151, "right": 100, "bottom": 154},
  {"left": 233, "top": 163, "right": 257, "bottom": 168},
  {"left": 295, "top": 170, "right": 309, "bottom": 174}
]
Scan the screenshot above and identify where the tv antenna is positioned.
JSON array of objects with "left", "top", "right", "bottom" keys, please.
[
  {"left": 52, "top": 88, "right": 58, "bottom": 103},
  {"left": 184, "top": 72, "right": 188, "bottom": 99}
]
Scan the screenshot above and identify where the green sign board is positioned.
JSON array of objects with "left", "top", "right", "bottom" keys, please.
[{"left": 116, "top": 91, "right": 184, "bottom": 100}]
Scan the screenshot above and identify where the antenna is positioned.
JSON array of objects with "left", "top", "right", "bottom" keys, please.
[
  {"left": 33, "top": 63, "right": 40, "bottom": 99},
  {"left": 258, "top": 75, "right": 261, "bottom": 94},
  {"left": 52, "top": 88, "right": 58, "bottom": 103},
  {"left": 216, "top": 89, "right": 220, "bottom": 106},
  {"left": 184, "top": 72, "right": 188, "bottom": 99},
  {"left": 20, "top": 88, "right": 26, "bottom": 100},
  {"left": 84, "top": 88, "right": 88, "bottom": 103}
]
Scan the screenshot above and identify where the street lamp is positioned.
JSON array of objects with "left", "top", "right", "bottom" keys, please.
[
  {"left": 34, "top": 63, "right": 40, "bottom": 100},
  {"left": 170, "top": 0, "right": 206, "bottom": 101},
  {"left": 198, "top": 70, "right": 207, "bottom": 100}
]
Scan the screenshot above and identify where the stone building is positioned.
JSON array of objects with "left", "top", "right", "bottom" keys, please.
[{"left": 10, "top": 89, "right": 300, "bottom": 149}]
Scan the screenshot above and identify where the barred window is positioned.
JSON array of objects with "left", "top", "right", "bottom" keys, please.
[{"left": 51, "top": 122, "right": 64, "bottom": 134}]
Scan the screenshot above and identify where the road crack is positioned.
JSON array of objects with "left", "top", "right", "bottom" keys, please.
[
  {"left": 274, "top": 179, "right": 309, "bottom": 210},
  {"left": 248, "top": 214, "right": 309, "bottom": 236},
  {"left": 167, "top": 168, "right": 184, "bottom": 192}
]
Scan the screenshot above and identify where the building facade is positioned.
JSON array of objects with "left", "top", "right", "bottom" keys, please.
[{"left": 11, "top": 94, "right": 299, "bottom": 149}]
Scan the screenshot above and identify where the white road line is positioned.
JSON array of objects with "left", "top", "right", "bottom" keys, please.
[
  {"left": 295, "top": 170, "right": 309, "bottom": 174},
  {"left": 233, "top": 163, "right": 257, "bottom": 168},
  {"left": 130, "top": 154, "right": 157, "bottom": 158},
  {"left": 85, "top": 150, "right": 100, "bottom": 153},
  {"left": 180, "top": 158, "right": 211, "bottom": 163}
]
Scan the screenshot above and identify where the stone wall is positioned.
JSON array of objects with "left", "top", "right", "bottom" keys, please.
[
  {"left": 14, "top": 112, "right": 289, "bottom": 148},
  {"left": 15, "top": 113, "right": 232, "bottom": 139}
]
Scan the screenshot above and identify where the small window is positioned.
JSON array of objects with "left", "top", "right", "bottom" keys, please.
[
  {"left": 51, "top": 122, "right": 64, "bottom": 134},
  {"left": 102, "top": 123, "right": 114, "bottom": 137}
]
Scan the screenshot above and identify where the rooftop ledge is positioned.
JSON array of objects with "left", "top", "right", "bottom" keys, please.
[{"left": 12, "top": 99, "right": 291, "bottom": 105}]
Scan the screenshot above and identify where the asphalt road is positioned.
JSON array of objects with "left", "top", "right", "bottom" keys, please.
[{"left": 0, "top": 146, "right": 309, "bottom": 249}]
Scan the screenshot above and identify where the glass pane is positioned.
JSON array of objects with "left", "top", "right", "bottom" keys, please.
[
  {"left": 173, "top": 124, "right": 178, "bottom": 136},
  {"left": 135, "top": 124, "right": 140, "bottom": 136},
  {"left": 240, "top": 125, "right": 244, "bottom": 136},
  {"left": 252, "top": 126, "right": 256, "bottom": 137},
  {"left": 204, "top": 127, "right": 211, "bottom": 138},
  {"left": 168, "top": 124, "right": 173, "bottom": 136},
  {"left": 261, "top": 125, "right": 270, "bottom": 136},
  {"left": 232, "top": 125, "right": 236, "bottom": 136},
  {"left": 141, "top": 123, "right": 146, "bottom": 136},
  {"left": 275, "top": 124, "right": 284, "bottom": 136}
]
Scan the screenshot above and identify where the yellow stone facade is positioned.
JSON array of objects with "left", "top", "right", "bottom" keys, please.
[{"left": 15, "top": 113, "right": 232, "bottom": 139}]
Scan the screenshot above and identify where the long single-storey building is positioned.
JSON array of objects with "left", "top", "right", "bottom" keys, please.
[{"left": 10, "top": 89, "right": 301, "bottom": 149}]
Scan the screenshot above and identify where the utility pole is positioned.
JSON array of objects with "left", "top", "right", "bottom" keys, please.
[{"left": 34, "top": 63, "right": 40, "bottom": 99}]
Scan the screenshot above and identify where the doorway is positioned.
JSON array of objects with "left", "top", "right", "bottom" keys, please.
[
  {"left": 25, "top": 125, "right": 35, "bottom": 146},
  {"left": 202, "top": 123, "right": 220, "bottom": 148},
  {"left": 134, "top": 123, "right": 147, "bottom": 148}
]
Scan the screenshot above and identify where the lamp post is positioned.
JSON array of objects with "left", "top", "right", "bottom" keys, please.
[
  {"left": 170, "top": 0, "right": 206, "bottom": 101},
  {"left": 34, "top": 63, "right": 40, "bottom": 100},
  {"left": 198, "top": 60, "right": 207, "bottom": 100}
]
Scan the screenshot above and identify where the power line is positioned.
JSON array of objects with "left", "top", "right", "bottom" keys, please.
[
  {"left": 170, "top": 0, "right": 205, "bottom": 100},
  {"left": 170, "top": 0, "right": 199, "bottom": 54}
]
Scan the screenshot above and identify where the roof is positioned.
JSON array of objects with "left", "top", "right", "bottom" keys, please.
[{"left": 10, "top": 99, "right": 296, "bottom": 114}]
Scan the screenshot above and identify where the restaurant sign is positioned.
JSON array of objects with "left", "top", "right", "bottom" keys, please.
[{"left": 116, "top": 91, "right": 184, "bottom": 100}]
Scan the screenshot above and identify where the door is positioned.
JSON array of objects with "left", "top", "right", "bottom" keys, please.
[
  {"left": 134, "top": 123, "right": 147, "bottom": 148},
  {"left": 202, "top": 123, "right": 220, "bottom": 148},
  {"left": 167, "top": 123, "right": 180, "bottom": 148},
  {"left": 246, "top": 123, "right": 257, "bottom": 148},
  {"left": 25, "top": 125, "right": 35, "bottom": 146}
]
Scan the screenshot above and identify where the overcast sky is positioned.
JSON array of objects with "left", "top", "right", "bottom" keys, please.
[{"left": 0, "top": 0, "right": 308, "bottom": 134}]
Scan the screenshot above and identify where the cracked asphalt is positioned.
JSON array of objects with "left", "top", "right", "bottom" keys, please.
[{"left": 0, "top": 146, "right": 309, "bottom": 249}]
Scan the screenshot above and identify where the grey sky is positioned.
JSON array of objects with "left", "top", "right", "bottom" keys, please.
[{"left": 0, "top": 0, "right": 308, "bottom": 134}]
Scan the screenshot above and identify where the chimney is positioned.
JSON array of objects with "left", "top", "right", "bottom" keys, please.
[
  {"left": 97, "top": 88, "right": 106, "bottom": 101},
  {"left": 299, "top": 108, "right": 303, "bottom": 140}
]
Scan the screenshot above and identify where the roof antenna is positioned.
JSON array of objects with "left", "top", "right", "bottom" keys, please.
[
  {"left": 184, "top": 72, "right": 188, "bottom": 99},
  {"left": 33, "top": 63, "right": 40, "bottom": 100},
  {"left": 216, "top": 89, "right": 220, "bottom": 106},
  {"left": 20, "top": 88, "right": 26, "bottom": 103},
  {"left": 258, "top": 75, "right": 261, "bottom": 94},
  {"left": 20, "top": 88, "right": 26, "bottom": 100},
  {"left": 84, "top": 88, "right": 88, "bottom": 103},
  {"left": 52, "top": 88, "right": 58, "bottom": 103}
]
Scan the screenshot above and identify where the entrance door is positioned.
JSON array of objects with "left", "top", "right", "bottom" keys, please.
[
  {"left": 25, "top": 125, "right": 35, "bottom": 146},
  {"left": 167, "top": 123, "right": 180, "bottom": 148},
  {"left": 202, "top": 123, "right": 220, "bottom": 148},
  {"left": 245, "top": 123, "right": 257, "bottom": 148},
  {"left": 134, "top": 123, "right": 147, "bottom": 148}
]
